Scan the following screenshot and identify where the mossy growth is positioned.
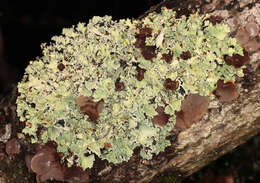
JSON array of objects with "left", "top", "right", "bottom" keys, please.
[{"left": 16, "top": 8, "right": 244, "bottom": 170}]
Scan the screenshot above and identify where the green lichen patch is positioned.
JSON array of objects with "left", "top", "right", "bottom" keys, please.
[{"left": 16, "top": 8, "right": 244, "bottom": 170}]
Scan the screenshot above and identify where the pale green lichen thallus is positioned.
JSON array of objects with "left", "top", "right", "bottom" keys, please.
[{"left": 16, "top": 8, "right": 244, "bottom": 170}]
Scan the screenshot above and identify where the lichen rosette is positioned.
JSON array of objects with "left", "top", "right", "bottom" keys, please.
[{"left": 16, "top": 8, "right": 245, "bottom": 170}]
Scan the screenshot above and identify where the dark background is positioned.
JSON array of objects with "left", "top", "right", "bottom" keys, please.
[{"left": 0, "top": 0, "right": 160, "bottom": 91}]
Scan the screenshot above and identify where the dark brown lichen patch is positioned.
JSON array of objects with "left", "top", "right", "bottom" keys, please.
[
  {"left": 134, "top": 27, "right": 157, "bottom": 60},
  {"left": 5, "top": 138, "right": 21, "bottom": 155},
  {"left": 115, "top": 78, "right": 125, "bottom": 91},
  {"left": 152, "top": 106, "right": 171, "bottom": 126},
  {"left": 136, "top": 66, "right": 146, "bottom": 81},
  {"left": 29, "top": 144, "right": 64, "bottom": 183},
  {"left": 57, "top": 63, "right": 65, "bottom": 71},
  {"left": 75, "top": 96, "right": 104, "bottom": 122},
  {"left": 134, "top": 27, "right": 153, "bottom": 48},
  {"left": 139, "top": 27, "right": 153, "bottom": 37},
  {"left": 163, "top": 78, "right": 179, "bottom": 91},
  {"left": 180, "top": 50, "right": 191, "bottom": 60},
  {"left": 208, "top": 15, "right": 223, "bottom": 25},
  {"left": 134, "top": 36, "right": 146, "bottom": 48},
  {"left": 30, "top": 146, "right": 58, "bottom": 175},
  {"left": 175, "top": 94, "right": 210, "bottom": 129},
  {"left": 175, "top": 110, "right": 185, "bottom": 129},
  {"left": 28, "top": 144, "right": 89, "bottom": 183},
  {"left": 213, "top": 80, "right": 239, "bottom": 102},
  {"left": 224, "top": 49, "right": 250, "bottom": 68},
  {"left": 162, "top": 52, "right": 173, "bottom": 63},
  {"left": 141, "top": 45, "right": 156, "bottom": 60}
]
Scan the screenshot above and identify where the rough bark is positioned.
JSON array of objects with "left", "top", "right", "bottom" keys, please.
[
  {"left": 96, "top": 0, "right": 260, "bottom": 182},
  {"left": 0, "top": 0, "right": 259, "bottom": 183}
]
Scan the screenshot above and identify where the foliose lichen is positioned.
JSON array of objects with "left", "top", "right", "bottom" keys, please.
[{"left": 16, "top": 8, "right": 245, "bottom": 170}]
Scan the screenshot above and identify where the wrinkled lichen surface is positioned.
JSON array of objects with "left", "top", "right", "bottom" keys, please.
[{"left": 16, "top": 8, "right": 244, "bottom": 170}]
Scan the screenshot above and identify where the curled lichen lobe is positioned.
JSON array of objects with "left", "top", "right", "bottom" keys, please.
[
  {"left": 175, "top": 94, "right": 210, "bottom": 129},
  {"left": 162, "top": 52, "right": 173, "bottom": 63},
  {"left": 115, "top": 78, "right": 125, "bottom": 91},
  {"left": 76, "top": 96, "right": 104, "bottom": 122},
  {"left": 213, "top": 80, "right": 239, "bottom": 102},
  {"left": 224, "top": 49, "right": 250, "bottom": 68},
  {"left": 152, "top": 106, "right": 171, "bottom": 126},
  {"left": 180, "top": 50, "right": 191, "bottom": 60},
  {"left": 136, "top": 66, "right": 146, "bottom": 81},
  {"left": 164, "top": 78, "right": 179, "bottom": 91}
]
